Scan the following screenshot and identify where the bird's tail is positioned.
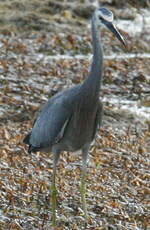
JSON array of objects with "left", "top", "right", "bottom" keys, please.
[
  {"left": 28, "top": 145, "right": 40, "bottom": 154},
  {"left": 23, "top": 132, "right": 41, "bottom": 154},
  {"left": 23, "top": 132, "right": 31, "bottom": 144}
]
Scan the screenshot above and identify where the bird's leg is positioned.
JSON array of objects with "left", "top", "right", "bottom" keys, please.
[
  {"left": 80, "top": 145, "right": 89, "bottom": 221},
  {"left": 80, "top": 160, "right": 87, "bottom": 220},
  {"left": 51, "top": 151, "right": 60, "bottom": 227},
  {"left": 51, "top": 164, "right": 57, "bottom": 227}
]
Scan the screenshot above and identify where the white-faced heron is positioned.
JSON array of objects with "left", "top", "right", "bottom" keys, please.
[{"left": 23, "top": 7, "right": 126, "bottom": 226}]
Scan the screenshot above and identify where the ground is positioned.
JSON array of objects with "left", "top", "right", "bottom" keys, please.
[{"left": 0, "top": 0, "right": 150, "bottom": 229}]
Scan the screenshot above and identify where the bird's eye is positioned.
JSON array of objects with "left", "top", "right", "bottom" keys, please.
[{"left": 99, "top": 16, "right": 104, "bottom": 21}]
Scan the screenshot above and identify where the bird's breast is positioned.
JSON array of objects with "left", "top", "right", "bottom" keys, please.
[{"left": 59, "top": 106, "right": 98, "bottom": 151}]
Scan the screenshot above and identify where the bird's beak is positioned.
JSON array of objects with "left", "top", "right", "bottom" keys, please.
[{"left": 104, "top": 21, "right": 126, "bottom": 47}]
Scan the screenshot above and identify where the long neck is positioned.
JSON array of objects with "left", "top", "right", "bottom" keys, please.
[{"left": 81, "top": 14, "right": 103, "bottom": 99}]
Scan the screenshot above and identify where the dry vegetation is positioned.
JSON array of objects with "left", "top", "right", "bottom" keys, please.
[{"left": 0, "top": 0, "right": 150, "bottom": 229}]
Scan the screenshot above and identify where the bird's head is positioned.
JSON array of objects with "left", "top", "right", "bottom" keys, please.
[{"left": 94, "top": 7, "right": 126, "bottom": 47}]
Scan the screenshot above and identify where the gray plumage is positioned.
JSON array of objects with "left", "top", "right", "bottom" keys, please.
[
  {"left": 24, "top": 18, "right": 103, "bottom": 154},
  {"left": 23, "top": 7, "right": 125, "bottom": 225}
]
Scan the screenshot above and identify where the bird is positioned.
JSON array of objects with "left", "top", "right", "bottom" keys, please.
[{"left": 23, "top": 7, "right": 126, "bottom": 226}]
